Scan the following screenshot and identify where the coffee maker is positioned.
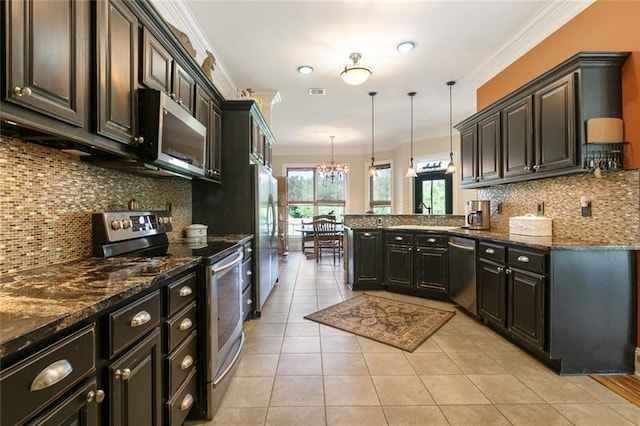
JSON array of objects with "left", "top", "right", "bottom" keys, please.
[{"left": 466, "top": 200, "right": 491, "bottom": 230}]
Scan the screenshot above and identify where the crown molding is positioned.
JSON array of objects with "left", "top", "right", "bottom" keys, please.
[
  {"left": 149, "top": 0, "right": 238, "bottom": 100},
  {"left": 467, "top": 0, "right": 595, "bottom": 88}
]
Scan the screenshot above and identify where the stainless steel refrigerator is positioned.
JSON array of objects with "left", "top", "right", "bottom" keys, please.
[{"left": 254, "top": 164, "right": 279, "bottom": 314}]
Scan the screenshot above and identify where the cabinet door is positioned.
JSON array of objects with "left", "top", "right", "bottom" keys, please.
[
  {"left": 96, "top": 0, "right": 139, "bottom": 145},
  {"left": 478, "top": 112, "right": 501, "bottom": 182},
  {"left": 109, "top": 329, "right": 162, "bottom": 426},
  {"left": 415, "top": 247, "right": 448, "bottom": 293},
  {"left": 141, "top": 28, "right": 172, "bottom": 94},
  {"left": 508, "top": 269, "right": 545, "bottom": 351},
  {"left": 459, "top": 125, "right": 477, "bottom": 186},
  {"left": 502, "top": 96, "right": 534, "bottom": 178},
  {"left": 172, "top": 62, "right": 195, "bottom": 114},
  {"left": 354, "top": 231, "right": 382, "bottom": 286},
  {"left": 209, "top": 103, "right": 222, "bottom": 179},
  {"left": 534, "top": 73, "right": 577, "bottom": 173},
  {"left": 478, "top": 259, "right": 506, "bottom": 327},
  {"left": 27, "top": 379, "right": 100, "bottom": 426},
  {"left": 5, "top": 0, "right": 87, "bottom": 126},
  {"left": 385, "top": 245, "right": 413, "bottom": 288}
]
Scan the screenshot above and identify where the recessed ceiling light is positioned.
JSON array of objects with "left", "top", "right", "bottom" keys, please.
[
  {"left": 297, "top": 65, "right": 314, "bottom": 75},
  {"left": 397, "top": 41, "right": 415, "bottom": 53}
]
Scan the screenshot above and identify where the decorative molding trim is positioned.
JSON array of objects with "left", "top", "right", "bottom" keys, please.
[{"left": 466, "top": 0, "right": 595, "bottom": 88}]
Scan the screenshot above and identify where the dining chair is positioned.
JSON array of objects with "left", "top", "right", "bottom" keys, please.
[
  {"left": 312, "top": 215, "right": 340, "bottom": 263},
  {"left": 300, "top": 219, "right": 315, "bottom": 256}
]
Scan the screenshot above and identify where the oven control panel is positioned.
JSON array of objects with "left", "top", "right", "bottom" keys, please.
[{"left": 93, "top": 211, "right": 173, "bottom": 243}]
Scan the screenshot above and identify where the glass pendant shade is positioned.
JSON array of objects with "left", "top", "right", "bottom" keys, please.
[
  {"left": 405, "top": 160, "right": 417, "bottom": 178},
  {"left": 405, "top": 92, "right": 417, "bottom": 178},
  {"left": 341, "top": 53, "right": 372, "bottom": 86}
]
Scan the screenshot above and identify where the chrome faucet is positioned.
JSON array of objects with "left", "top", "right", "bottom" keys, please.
[{"left": 417, "top": 202, "right": 432, "bottom": 215}]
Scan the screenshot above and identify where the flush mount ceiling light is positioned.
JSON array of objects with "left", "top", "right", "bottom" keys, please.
[
  {"left": 397, "top": 41, "right": 415, "bottom": 53},
  {"left": 315, "top": 136, "right": 349, "bottom": 183},
  {"left": 445, "top": 81, "right": 458, "bottom": 175},
  {"left": 405, "top": 92, "right": 418, "bottom": 178},
  {"left": 368, "top": 91, "right": 378, "bottom": 177},
  {"left": 297, "top": 65, "right": 314, "bottom": 75},
  {"left": 340, "top": 53, "right": 372, "bottom": 86}
]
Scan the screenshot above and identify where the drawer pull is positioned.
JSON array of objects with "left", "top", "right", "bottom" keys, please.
[
  {"left": 246, "top": 298, "right": 253, "bottom": 305},
  {"left": 114, "top": 368, "right": 131, "bottom": 380},
  {"left": 180, "top": 393, "right": 194, "bottom": 411},
  {"left": 180, "top": 355, "right": 194, "bottom": 370},
  {"left": 394, "top": 236, "right": 403, "bottom": 241},
  {"left": 130, "top": 311, "right": 151, "bottom": 327},
  {"left": 246, "top": 270, "right": 252, "bottom": 276},
  {"left": 485, "top": 248, "right": 495, "bottom": 254},
  {"left": 517, "top": 255, "right": 530, "bottom": 263},
  {"left": 86, "top": 389, "right": 105, "bottom": 403},
  {"left": 179, "top": 318, "right": 193, "bottom": 331},
  {"left": 30, "top": 359, "right": 73, "bottom": 391},
  {"left": 363, "top": 232, "right": 372, "bottom": 237},
  {"left": 426, "top": 238, "right": 436, "bottom": 243},
  {"left": 179, "top": 286, "right": 193, "bottom": 297}
]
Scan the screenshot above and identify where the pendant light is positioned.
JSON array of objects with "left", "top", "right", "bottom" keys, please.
[
  {"left": 368, "top": 92, "right": 378, "bottom": 177},
  {"left": 445, "top": 81, "right": 458, "bottom": 174},
  {"left": 315, "top": 136, "right": 349, "bottom": 182},
  {"left": 341, "top": 53, "right": 372, "bottom": 86},
  {"left": 405, "top": 92, "right": 418, "bottom": 178}
]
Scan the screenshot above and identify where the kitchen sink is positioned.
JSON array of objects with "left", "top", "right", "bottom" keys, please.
[{"left": 386, "top": 225, "right": 462, "bottom": 231}]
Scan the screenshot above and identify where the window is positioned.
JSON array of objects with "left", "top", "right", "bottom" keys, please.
[
  {"left": 286, "top": 167, "right": 346, "bottom": 238},
  {"left": 414, "top": 170, "right": 452, "bottom": 214},
  {"left": 369, "top": 163, "right": 391, "bottom": 214}
]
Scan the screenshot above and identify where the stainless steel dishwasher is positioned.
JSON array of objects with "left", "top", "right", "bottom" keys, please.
[{"left": 448, "top": 236, "right": 478, "bottom": 315}]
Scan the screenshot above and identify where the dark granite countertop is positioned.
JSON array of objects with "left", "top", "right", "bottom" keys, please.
[{"left": 0, "top": 234, "right": 253, "bottom": 359}]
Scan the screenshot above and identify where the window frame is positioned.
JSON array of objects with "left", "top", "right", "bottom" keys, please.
[{"left": 365, "top": 160, "right": 393, "bottom": 214}]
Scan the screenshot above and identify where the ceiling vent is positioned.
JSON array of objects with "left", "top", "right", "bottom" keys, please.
[{"left": 308, "top": 88, "right": 325, "bottom": 96}]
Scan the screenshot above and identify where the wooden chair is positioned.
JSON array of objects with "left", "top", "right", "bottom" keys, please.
[
  {"left": 312, "top": 215, "right": 340, "bottom": 263},
  {"left": 300, "top": 220, "right": 315, "bottom": 257}
]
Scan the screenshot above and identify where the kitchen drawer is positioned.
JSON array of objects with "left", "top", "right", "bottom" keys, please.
[
  {"left": 242, "top": 283, "right": 253, "bottom": 320},
  {"left": 167, "top": 331, "right": 197, "bottom": 397},
  {"left": 166, "top": 369, "right": 197, "bottom": 426},
  {"left": 1, "top": 325, "right": 96, "bottom": 426},
  {"left": 385, "top": 232, "right": 413, "bottom": 246},
  {"left": 416, "top": 234, "right": 448, "bottom": 247},
  {"left": 242, "top": 241, "right": 253, "bottom": 260},
  {"left": 479, "top": 242, "right": 506, "bottom": 263},
  {"left": 242, "top": 258, "right": 252, "bottom": 292},
  {"left": 109, "top": 290, "right": 161, "bottom": 357},
  {"left": 166, "top": 302, "right": 197, "bottom": 351},
  {"left": 508, "top": 248, "right": 546, "bottom": 274},
  {"left": 166, "top": 272, "right": 197, "bottom": 316}
]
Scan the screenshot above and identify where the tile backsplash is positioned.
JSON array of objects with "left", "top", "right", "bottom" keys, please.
[
  {"left": 0, "top": 137, "right": 192, "bottom": 275},
  {"left": 478, "top": 170, "right": 640, "bottom": 244}
]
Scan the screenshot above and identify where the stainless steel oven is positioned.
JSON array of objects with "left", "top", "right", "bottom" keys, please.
[{"left": 203, "top": 248, "right": 245, "bottom": 419}]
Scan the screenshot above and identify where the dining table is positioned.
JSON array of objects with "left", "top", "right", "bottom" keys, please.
[{"left": 294, "top": 223, "right": 344, "bottom": 259}]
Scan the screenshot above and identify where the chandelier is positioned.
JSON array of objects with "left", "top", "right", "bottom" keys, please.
[
  {"left": 316, "top": 136, "right": 349, "bottom": 182},
  {"left": 340, "top": 53, "right": 372, "bottom": 86}
]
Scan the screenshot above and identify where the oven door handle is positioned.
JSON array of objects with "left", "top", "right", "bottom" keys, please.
[
  {"left": 212, "top": 251, "right": 244, "bottom": 273},
  {"left": 213, "top": 332, "right": 245, "bottom": 386}
]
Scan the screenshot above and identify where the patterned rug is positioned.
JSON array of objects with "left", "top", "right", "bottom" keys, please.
[{"left": 304, "top": 293, "right": 455, "bottom": 352}]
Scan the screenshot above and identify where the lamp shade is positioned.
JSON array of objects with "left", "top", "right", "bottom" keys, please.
[
  {"left": 340, "top": 53, "right": 371, "bottom": 86},
  {"left": 587, "top": 117, "right": 624, "bottom": 143}
]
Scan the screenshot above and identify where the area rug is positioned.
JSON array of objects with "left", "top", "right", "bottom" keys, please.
[
  {"left": 304, "top": 293, "right": 455, "bottom": 352},
  {"left": 591, "top": 374, "right": 640, "bottom": 407}
]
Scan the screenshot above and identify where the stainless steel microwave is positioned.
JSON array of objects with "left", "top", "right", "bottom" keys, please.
[{"left": 138, "top": 88, "right": 207, "bottom": 177}]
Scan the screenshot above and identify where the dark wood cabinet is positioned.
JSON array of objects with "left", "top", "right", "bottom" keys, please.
[
  {"left": 348, "top": 230, "right": 383, "bottom": 290},
  {"left": 195, "top": 86, "right": 222, "bottom": 181},
  {"left": 109, "top": 329, "right": 162, "bottom": 426},
  {"left": 385, "top": 233, "right": 413, "bottom": 289},
  {"left": 172, "top": 62, "right": 196, "bottom": 114},
  {"left": 502, "top": 96, "right": 533, "bottom": 178},
  {"left": 27, "top": 379, "right": 100, "bottom": 426},
  {"left": 96, "top": 0, "right": 139, "bottom": 146},
  {"left": 508, "top": 268, "right": 546, "bottom": 351},
  {"left": 459, "top": 126, "right": 477, "bottom": 185},
  {"left": 478, "top": 112, "right": 502, "bottom": 182},
  {"left": 141, "top": 27, "right": 173, "bottom": 94},
  {"left": 4, "top": 0, "right": 88, "bottom": 127},
  {"left": 414, "top": 235, "right": 449, "bottom": 295},
  {"left": 478, "top": 259, "right": 507, "bottom": 327}
]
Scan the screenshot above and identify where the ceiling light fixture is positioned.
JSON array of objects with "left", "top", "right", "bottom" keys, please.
[
  {"left": 397, "top": 41, "right": 415, "bottom": 53},
  {"left": 445, "top": 81, "right": 458, "bottom": 175},
  {"left": 405, "top": 92, "right": 418, "bottom": 178},
  {"left": 297, "top": 65, "right": 314, "bottom": 74},
  {"left": 340, "top": 53, "right": 372, "bottom": 86},
  {"left": 315, "top": 136, "right": 349, "bottom": 183},
  {"left": 368, "top": 92, "right": 378, "bottom": 177}
]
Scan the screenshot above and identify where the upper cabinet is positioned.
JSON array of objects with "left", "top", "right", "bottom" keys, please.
[
  {"left": 195, "top": 86, "right": 222, "bottom": 181},
  {"left": 4, "top": 0, "right": 88, "bottom": 127},
  {"left": 456, "top": 52, "right": 629, "bottom": 188}
]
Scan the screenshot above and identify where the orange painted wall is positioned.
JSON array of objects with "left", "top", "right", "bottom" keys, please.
[{"left": 477, "top": 0, "right": 640, "bottom": 168}]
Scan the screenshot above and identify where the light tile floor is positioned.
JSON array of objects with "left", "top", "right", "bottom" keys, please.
[{"left": 193, "top": 252, "right": 640, "bottom": 425}]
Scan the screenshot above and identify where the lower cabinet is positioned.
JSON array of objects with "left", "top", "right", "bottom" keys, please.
[
  {"left": 415, "top": 235, "right": 449, "bottom": 295},
  {"left": 385, "top": 244, "right": 413, "bottom": 288},
  {"left": 28, "top": 379, "right": 100, "bottom": 426},
  {"left": 347, "top": 229, "right": 384, "bottom": 290},
  {"left": 478, "top": 258, "right": 507, "bottom": 327}
]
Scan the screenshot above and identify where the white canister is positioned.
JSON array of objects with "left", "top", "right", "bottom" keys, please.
[{"left": 185, "top": 224, "right": 208, "bottom": 240}]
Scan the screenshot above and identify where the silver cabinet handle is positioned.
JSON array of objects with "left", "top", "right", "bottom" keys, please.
[
  {"left": 130, "top": 310, "right": 151, "bottom": 327},
  {"left": 524, "top": 166, "right": 531, "bottom": 171},
  {"left": 505, "top": 268, "right": 511, "bottom": 275},
  {"left": 87, "top": 389, "right": 105, "bottom": 403},
  {"left": 532, "top": 164, "right": 540, "bottom": 171},
  {"left": 114, "top": 368, "right": 131, "bottom": 380},
  {"left": 497, "top": 266, "right": 504, "bottom": 273},
  {"left": 517, "top": 255, "right": 530, "bottom": 263},
  {"left": 13, "top": 86, "right": 32, "bottom": 96},
  {"left": 485, "top": 248, "right": 495, "bottom": 254},
  {"left": 179, "top": 286, "right": 193, "bottom": 297},
  {"left": 363, "top": 232, "right": 372, "bottom": 237},
  {"left": 247, "top": 247, "right": 253, "bottom": 253},
  {"left": 30, "top": 360, "right": 73, "bottom": 391},
  {"left": 180, "top": 394, "right": 194, "bottom": 411},
  {"left": 133, "top": 136, "right": 144, "bottom": 144},
  {"left": 394, "top": 236, "right": 403, "bottom": 241},
  {"left": 179, "top": 318, "right": 193, "bottom": 331},
  {"left": 246, "top": 298, "right": 253, "bottom": 305},
  {"left": 246, "top": 270, "right": 252, "bottom": 276},
  {"left": 180, "top": 355, "right": 194, "bottom": 370},
  {"left": 426, "top": 238, "right": 436, "bottom": 243}
]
